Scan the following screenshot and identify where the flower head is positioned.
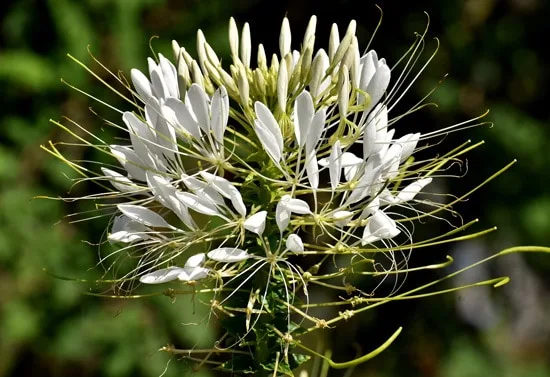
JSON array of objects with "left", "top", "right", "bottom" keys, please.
[{"left": 45, "top": 13, "right": 550, "bottom": 376}]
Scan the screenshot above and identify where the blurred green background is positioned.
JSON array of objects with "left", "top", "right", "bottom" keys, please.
[{"left": 1, "top": 0, "right": 549, "bottom": 376}]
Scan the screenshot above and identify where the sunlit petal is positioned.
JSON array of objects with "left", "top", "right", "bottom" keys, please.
[
  {"left": 244, "top": 211, "right": 267, "bottom": 236},
  {"left": 207, "top": 247, "right": 249, "bottom": 262},
  {"left": 140, "top": 267, "right": 185, "bottom": 284},
  {"left": 118, "top": 204, "right": 173, "bottom": 228}
]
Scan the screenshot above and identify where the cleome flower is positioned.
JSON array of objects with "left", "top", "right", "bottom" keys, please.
[
  {"left": 100, "top": 16, "right": 432, "bottom": 280},
  {"left": 44, "top": 13, "right": 550, "bottom": 376}
]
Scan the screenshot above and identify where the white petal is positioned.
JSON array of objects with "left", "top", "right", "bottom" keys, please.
[
  {"left": 340, "top": 152, "right": 363, "bottom": 167},
  {"left": 147, "top": 58, "right": 157, "bottom": 78},
  {"left": 101, "top": 167, "right": 140, "bottom": 193},
  {"left": 366, "top": 105, "right": 388, "bottom": 155},
  {"left": 149, "top": 63, "right": 168, "bottom": 100},
  {"left": 176, "top": 191, "right": 221, "bottom": 217},
  {"left": 199, "top": 171, "right": 246, "bottom": 217},
  {"left": 131, "top": 68, "right": 153, "bottom": 102},
  {"left": 181, "top": 173, "right": 205, "bottom": 191},
  {"left": 366, "top": 104, "right": 388, "bottom": 131},
  {"left": 118, "top": 204, "right": 173, "bottom": 228},
  {"left": 254, "top": 119, "right": 282, "bottom": 164},
  {"left": 178, "top": 266, "right": 209, "bottom": 281},
  {"left": 145, "top": 172, "right": 196, "bottom": 229},
  {"left": 140, "top": 267, "right": 185, "bottom": 284},
  {"left": 284, "top": 197, "right": 311, "bottom": 214},
  {"left": 164, "top": 97, "right": 202, "bottom": 139},
  {"left": 377, "top": 128, "right": 395, "bottom": 158},
  {"left": 306, "top": 108, "right": 326, "bottom": 155},
  {"left": 366, "top": 63, "right": 391, "bottom": 111},
  {"left": 151, "top": 107, "right": 177, "bottom": 163},
  {"left": 359, "top": 51, "right": 377, "bottom": 98},
  {"left": 378, "top": 189, "right": 400, "bottom": 206},
  {"left": 110, "top": 145, "right": 147, "bottom": 181},
  {"left": 111, "top": 214, "right": 140, "bottom": 233},
  {"left": 286, "top": 234, "right": 304, "bottom": 253},
  {"left": 211, "top": 86, "right": 229, "bottom": 144},
  {"left": 176, "top": 271, "right": 191, "bottom": 281},
  {"left": 384, "top": 135, "right": 405, "bottom": 163},
  {"left": 158, "top": 53, "right": 179, "bottom": 98},
  {"left": 108, "top": 230, "right": 144, "bottom": 243},
  {"left": 294, "top": 91, "right": 314, "bottom": 147},
  {"left": 108, "top": 215, "right": 150, "bottom": 244},
  {"left": 244, "top": 211, "right": 267, "bottom": 236},
  {"left": 188, "top": 267, "right": 209, "bottom": 280},
  {"left": 363, "top": 115, "right": 376, "bottom": 160},
  {"left": 347, "top": 159, "right": 383, "bottom": 204},
  {"left": 186, "top": 84, "right": 210, "bottom": 133},
  {"left": 122, "top": 111, "right": 159, "bottom": 170},
  {"left": 207, "top": 247, "right": 249, "bottom": 262},
  {"left": 275, "top": 201, "right": 291, "bottom": 233},
  {"left": 382, "top": 136, "right": 401, "bottom": 160},
  {"left": 398, "top": 133, "right": 420, "bottom": 162},
  {"left": 359, "top": 196, "right": 380, "bottom": 220},
  {"left": 184, "top": 253, "right": 206, "bottom": 268},
  {"left": 328, "top": 140, "right": 342, "bottom": 191},
  {"left": 160, "top": 102, "right": 178, "bottom": 131},
  {"left": 396, "top": 178, "right": 432, "bottom": 203},
  {"left": 254, "top": 102, "right": 283, "bottom": 155},
  {"left": 382, "top": 144, "right": 403, "bottom": 180},
  {"left": 361, "top": 210, "right": 400, "bottom": 245},
  {"left": 181, "top": 173, "right": 225, "bottom": 206},
  {"left": 359, "top": 51, "right": 391, "bottom": 111},
  {"left": 122, "top": 111, "right": 153, "bottom": 140},
  {"left": 305, "top": 153, "right": 319, "bottom": 189},
  {"left": 227, "top": 188, "right": 247, "bottom": 217},
  {"left": 344, "top": 165, "right": 359, "bottom": 182},
  {"left": 332, "top": 210, "right": 353, "bottom": 227}
]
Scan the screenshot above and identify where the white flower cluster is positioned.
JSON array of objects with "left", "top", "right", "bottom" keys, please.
[
  {"left": 46, "top": 13, "right": 550, "bottom": 374},
  {"left": 98, "top": 16, "right": 434, "bottom": 285}
]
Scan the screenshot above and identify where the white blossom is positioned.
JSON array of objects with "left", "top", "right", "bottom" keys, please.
[
  {"left": 47, "top": 13, "right": 536, "bottom": 374},
  {"left": 57, "top": 15, "right": 437, "bottom": 290}
]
